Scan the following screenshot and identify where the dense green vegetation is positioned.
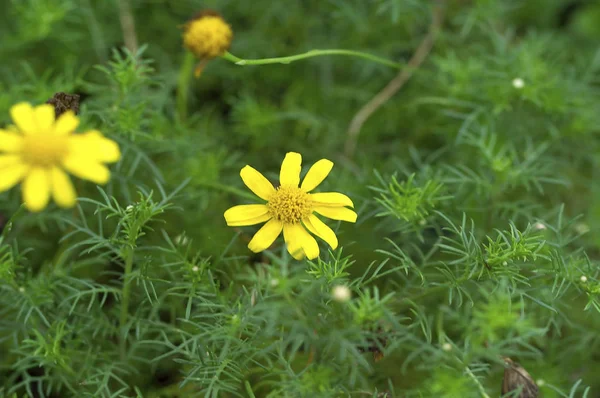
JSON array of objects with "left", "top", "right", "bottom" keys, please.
[{"left": 2, "top": 0, "right": 600, "bottom": 397}]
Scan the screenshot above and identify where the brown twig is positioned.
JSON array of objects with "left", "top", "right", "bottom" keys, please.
[
  {"left": 344, "top": 0, "right": 446, "bottom": 159},
  {"left": 117, "top": 0, "right": 138, "bottom": 54}
]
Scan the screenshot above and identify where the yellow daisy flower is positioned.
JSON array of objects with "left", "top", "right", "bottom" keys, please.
[
  {"left": 224, "top": 152, "right": 357, "bottom": 260},
  {"left": 0, "top": 102, "right": 121, "bottom": 212},
  {"left": 183, "top": 10, "right": 233, "bottom": 77}
]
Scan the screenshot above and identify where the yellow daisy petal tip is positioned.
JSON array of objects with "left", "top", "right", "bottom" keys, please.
[
  {"left": 279, "top": 152, "right": 302, "bottom": 186},
  {"left": 224, "top": 204, "right": 271, "bottom": 226},
  {"left": 287, "top": 245, "right": 305, "bottom": 260},
  {"left": 34, "top": 104, "right": 56, "bottom": 120},
  {"left": 301, "top": 158, "right": 334, "bottom": 192},
  {"left": 247, "top": 219, "right": 283, "bottom": 253},
  {"left": 53, "top": 111, "right": 80, "bottom": 135},
  {"left": 10, "top": 102, "right": 32, "bottom": 113},
  {"left": 240, "top": 165, "right": 275, "bottom": 201},
  {"left": 10, "top": 103, "right": 36, "bottom": 133}
]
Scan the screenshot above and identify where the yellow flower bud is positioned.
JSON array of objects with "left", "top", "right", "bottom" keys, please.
[{"left": 183, "top": 10, "right": 233, "bottom": 60}]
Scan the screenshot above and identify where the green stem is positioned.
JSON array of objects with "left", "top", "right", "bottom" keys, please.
[
  {"left": 222, "top": 49, "right": 403, "bottom": 69},
  {"left": 465, "top": 366, "right": 491, "bottom": 398},
  {"left": 244, "top": 380, "right": 256, "bottom": 398},
  {"left": 176, "top": 51, "right": 196, "bottom": 123},
  {"left": 119, "top": 246, "right": 134, "bottom": 360}
]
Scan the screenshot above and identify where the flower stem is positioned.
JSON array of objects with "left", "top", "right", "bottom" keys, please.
[
  {"left": 222, "top": 49, "right": 403, "bottom": 69},
  {"left": 119, "top": 246, "right": 134, "bottom": 360},
  {"left": 176, "top": 51, "right": 196, "bottom": 123}
]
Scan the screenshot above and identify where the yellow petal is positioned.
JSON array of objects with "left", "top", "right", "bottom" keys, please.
[
  {"left": 240, "top": 165, "right": 275, "bottom": 201},
  {"left": 50, "top": 167, "right": 77, "bottom": 208},
  {"left": 296, "top": 224, "right": 319, "bottom": 259},
  {"left": 0, "top": 130, "right": 24, "bottom": 152},
  {"left": 34, "top": 104, "right": 55, "bottom": 131},
  {"left": 22, "top": 168, "right": 51, "bottom": 212},
  {"left": 248, "top": 219, "right": 283, "bottom": 253},
  {"left": 303, "top": 214, "right": 338, "bottom": 250},
  {"left": 62, "top": 156, "right": 110, "bottom": 184},
  {"left": 314, "top": 206, "right": 357, "bottom": 223},
  {"left": 53, "top": 111, "right": 79, "bottom": 136},
  {"left": 310, "top": 192, "right": 354, "bottom": 208},
  {"left": 0, "top": 164, "right": 28, "bottom": 192},
  {"left": 283, "top": 223, "right": 319, "bottom": 260},
  {"left": 279, "top": 152, "right": 302, "bottom": 187},
  {"left": 69, "top": 131, "right": 121, "bottom": 163},
  {"left": 283, "top": 223, "right": 304, "bottom": 260},
  {"left": 10, "top": 103, "right": 37, "bottom": 134},
  {"left": 301, "top": 159, "right": 333, "bottom": 192},
  {"left": 224, "top": 204, "right": 271, "bottom": 226},
  {"left": 0, "top": 155, "right": 21, "bottom": 168}
]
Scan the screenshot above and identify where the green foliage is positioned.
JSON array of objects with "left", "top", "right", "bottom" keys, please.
[{"left": 2, "top": 0, "right": 600, "bottom": 397}]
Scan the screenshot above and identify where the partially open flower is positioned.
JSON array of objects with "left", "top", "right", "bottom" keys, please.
[{"left": 183, "top": 10, "right": 232, "bottom": 76}]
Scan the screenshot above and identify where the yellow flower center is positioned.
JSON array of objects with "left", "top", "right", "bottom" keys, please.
[
  {"left": 183, "top": 14, "right": 233, "bottom": 59},
  {"left": 268, "top": 185, "right": 312, "bottom": 224},
  {"left": 22, "top": 134, "right": 69, "bottom": 167}
]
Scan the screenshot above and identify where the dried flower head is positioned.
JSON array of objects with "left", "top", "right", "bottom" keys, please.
[
  {"left": 183, "top": 10, "right": 232, "bottom": 74},
  {"left": 45, "top": 92, "right": 81, "bottom": 118},
  {"left": 501, "top": 357, "right": 539, "bottom": 398}
]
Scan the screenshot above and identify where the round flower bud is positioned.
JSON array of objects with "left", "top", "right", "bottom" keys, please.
[
  {"left": 512, "top": 78, "right": 525, "bottom": 89},
  {"left": 442, "top": 343, "right": 452, "bottom": 352},
  {"left": 332, "top": 285, "right": 351, "bottom": 302},
  {"left": 183, "top": 10, "right": 233, "bottom": 60},
  {"left": 536, "top": 379, "right": 545, "bottom": 387},
  {"left": 580, "top": 275, "right": 588, "bottom": 283}
]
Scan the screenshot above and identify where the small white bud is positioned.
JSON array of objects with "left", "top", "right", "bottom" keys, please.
[
  {"left": 174, "top": 234, "right": 189, "bottom": 245},
  {"left": 575, "top": 222, "right": 590, "bottom": 235},
  {"left": 126, "top": 205, "right": 134, "bottom": 212},
  {"left": 533, "top": 222, "right": 546, "bottom": 230},
  {"left": 580, "top": 275, "right": 588, "bottom": 283},
  {"left": 18, "top": 286, "right": 25, "bottom": 293},
  {"left": 442, "top": 343, "right": 452, "bottom": 352},
  {"left": 536, "top": 379, "right": 545, "bottom": 387},
  {"left": 502, "top": 261, "right": 508, "bottom": 266},
  {"left": 270, "top": 278, "right": 279, "bottom": 287},
  {"left": 332, "top": 285, "right": 351, "bottom": 302},
  {"left": 419, "top": 219, "right": 427, "bottom": 226},
  {"left": 512, "top": 78, "right": 525, "bottom": 89},
  {"left": 192, "top": 265, "right": 199, "bottom": 272}
]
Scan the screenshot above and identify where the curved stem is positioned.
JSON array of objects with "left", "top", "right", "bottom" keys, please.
[
  {"left": 222, "top": 50, "right": 403, "bottom": 69},
  {"left": 344, "top": 0, "right": 446, "bottom": 158}
]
